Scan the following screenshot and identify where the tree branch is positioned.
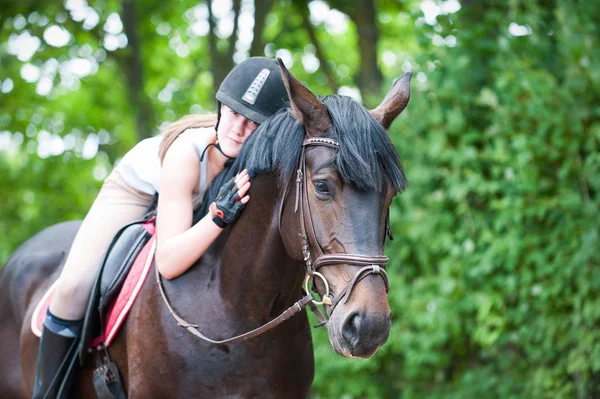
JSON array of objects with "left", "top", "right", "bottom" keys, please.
[
  {"left": 333, "top": 0, "right": 382, "bottom": 102},
  {"left": 207, "top": 0, "right": 222, "bottom": 95},
  {"left": 296, "top": 1, "right": 339, "bottom": 93},
  {"left": 226, "top": 0, "right": 241, "bottom": 62},
  {"left": 121, "top": 0, "right": 155, "bottom": 140},
  {"left": 207, "top": 0, "right": 237, "bottom": 96},
  {"left": 249, "top": 0, "right": 276, "bottom": 56}
]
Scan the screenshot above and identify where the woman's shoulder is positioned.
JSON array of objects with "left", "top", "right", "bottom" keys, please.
[
  {"left": 161, "top": 136, "right": 201, "bottom": 186},
  {"left": 178, "top": 127, "right": 215, "bottom": 157},
  {"left": 164, "top": 134, "right": 201, "bottom": 162}
]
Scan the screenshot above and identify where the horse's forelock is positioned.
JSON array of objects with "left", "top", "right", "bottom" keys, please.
[
  {"left": 322, "top": 96, "right": 406, "bottom": 193},
  {"left": 197, "top": 96, "right": 406, "bottom": 221}
]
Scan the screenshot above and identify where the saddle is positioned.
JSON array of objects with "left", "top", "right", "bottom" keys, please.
[
  {"left": 31, "top": 216, "right": 157, "bottom": 350},
  {"left": 83, "top": 215, "right": 157, "bottom": 399},
  {"left": 31, "top": 208, "right": 158, "bottom": 399},
  {"left": 78, "top": 215, "right": 156, "bottom": 362}
]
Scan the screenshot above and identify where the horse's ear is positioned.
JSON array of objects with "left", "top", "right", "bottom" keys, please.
[
  {"left": 278, "top": 58, "right": 332, "bottom": 137},
  {"left": 370, "top": 72, "right": 412, "bottom": 131}
]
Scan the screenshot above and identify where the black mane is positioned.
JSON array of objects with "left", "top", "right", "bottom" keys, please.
[{"left": 198, "top": 95, "right": 406, "bottom": 218}]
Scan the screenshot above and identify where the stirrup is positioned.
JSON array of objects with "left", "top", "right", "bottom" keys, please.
[{"left": 92, "top": 343, "right": 127, "bottom": 399}]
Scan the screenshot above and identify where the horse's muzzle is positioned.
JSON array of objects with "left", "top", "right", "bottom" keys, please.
[{"left": 327, "top": 298, "right": 392, "bottom": 358}]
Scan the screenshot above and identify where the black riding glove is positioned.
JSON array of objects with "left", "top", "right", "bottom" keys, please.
[{"left": 209, "top": 176, "right": 246, "bottom": 228}]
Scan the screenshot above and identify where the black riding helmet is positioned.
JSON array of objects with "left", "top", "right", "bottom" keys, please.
[{"left": 215, "top": 57, "right": 288, "bottom": 130}]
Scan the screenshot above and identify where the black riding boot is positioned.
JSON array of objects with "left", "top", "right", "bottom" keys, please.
[{"left": 32, "top": 313, "right": 82, "bottom": 399}]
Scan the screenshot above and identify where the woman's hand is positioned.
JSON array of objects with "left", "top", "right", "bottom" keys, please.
[{"left": 209, "top": 169, "right": 251, "bottom": 227}]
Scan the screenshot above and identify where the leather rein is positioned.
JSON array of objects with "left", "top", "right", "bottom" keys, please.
[{"left": 156, "top": 136, "right": 391, "bottom": 344}]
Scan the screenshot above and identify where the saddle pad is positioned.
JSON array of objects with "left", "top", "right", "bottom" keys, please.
[
  {"left": 32, "top": 236, "right": 156, "bottom": 348},
  {"left": 31, "top": 280, "right": 59, "bottom": 337}
]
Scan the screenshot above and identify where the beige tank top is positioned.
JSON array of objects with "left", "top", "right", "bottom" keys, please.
[{"left": 115, "top": 127, "right": 212, "bottom": 209}]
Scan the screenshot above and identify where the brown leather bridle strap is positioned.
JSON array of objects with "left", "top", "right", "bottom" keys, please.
[
  {"left": 305, "top": 289, "right": 329, "bottom": 327},
  {"left": 155, "top": 260, "right": 314, "bottom": 345},
  {"left": 294, "top": 138, "right": 342, "bottom": 273},
  {"left": 332, "top": 265, "right": 390, "bottom": 310},
  {"left": 292, "top": 136, "right": 392, "bottom": 318},
  {"left": 313, "top": 254, "right": 389, "bottom": 270},
  {"left": 300, "top": 146, "right": 322, "bottom": 263},
  {"left": 303, "top": 137, "right": 340, "bottom": 149}
]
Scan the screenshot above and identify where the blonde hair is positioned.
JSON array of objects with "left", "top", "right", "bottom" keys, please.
[{"left": 158, "top": 114, "right": 218, "bottom": 162}]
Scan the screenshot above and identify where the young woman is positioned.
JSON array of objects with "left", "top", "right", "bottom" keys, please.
[{"left": 33, "top": 57, "right": 289, "bottom": 399}]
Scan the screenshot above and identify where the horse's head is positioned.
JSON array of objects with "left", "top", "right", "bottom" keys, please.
[{"left": 277, "top": 61, "right": 411, "bottom": 358}]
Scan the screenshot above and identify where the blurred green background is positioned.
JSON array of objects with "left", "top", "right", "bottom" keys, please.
[{"left": 1, "top": 0, "right": 599, "bottom": 397}]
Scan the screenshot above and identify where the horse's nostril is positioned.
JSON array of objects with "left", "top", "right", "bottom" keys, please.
[{"left": 341, "top": 312, "right": 361, "bottom": 345}]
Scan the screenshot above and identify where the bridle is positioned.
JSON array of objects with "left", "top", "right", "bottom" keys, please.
[
  {"left": 156, "top": 135, "right": 392, "bottom": 344},
  {"left": 284, "top": 137, "right": 391, "bottom": 315}
]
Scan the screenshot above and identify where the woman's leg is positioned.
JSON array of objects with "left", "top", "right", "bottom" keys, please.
[
  {"left": 34, "top": 171, "right": 152, "bottom": 399},
  {"left": 50, "top": 171, "right": 152, "bottom": 319}
]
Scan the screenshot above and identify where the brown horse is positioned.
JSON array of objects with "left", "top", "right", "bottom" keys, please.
[{"left": 0, "top": 62, "right": 411, "bottom": 398}]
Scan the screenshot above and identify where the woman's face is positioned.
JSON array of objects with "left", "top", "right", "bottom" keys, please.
[{"left": 216, "top": 104, "right": 259, "bottom": 158}]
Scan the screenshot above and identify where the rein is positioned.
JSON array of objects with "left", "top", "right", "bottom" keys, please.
[
  {"left": 156, "top": 136, "right": 391, "bottom": 344},
  {"left": 156, "top": 262, "right": 314, "bottom": 344}
]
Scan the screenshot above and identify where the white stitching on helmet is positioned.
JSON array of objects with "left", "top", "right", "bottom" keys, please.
[{"left": 242, "top": 69, "right": 270, "bottom": 105}]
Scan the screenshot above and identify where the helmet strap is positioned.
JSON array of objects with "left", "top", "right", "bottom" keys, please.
[
  {"left": 198, "top": 142, "right": 235, "bottom": 168},
  {"left": 200, "top": 126, "right": 236, "bottom": 168}
]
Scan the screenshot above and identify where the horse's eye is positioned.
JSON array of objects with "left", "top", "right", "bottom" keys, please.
[{"left": 314, "top": 181, "right": 329, "bottom": 194}]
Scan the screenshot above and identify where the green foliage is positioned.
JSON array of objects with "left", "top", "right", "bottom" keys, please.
[
  {"left": 1, "top": 0, "right": 599, "bottom": 397},
  {"left": 311, "top": 1, "right": 600, "bottom": 398}
]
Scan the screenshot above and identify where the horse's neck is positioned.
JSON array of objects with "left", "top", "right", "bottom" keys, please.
[
  {"left": 215, "top": 174, "right": 305, "bottom": 316},
  {"left": 166, "top": 174, "right": 303, "bottom": 323}
]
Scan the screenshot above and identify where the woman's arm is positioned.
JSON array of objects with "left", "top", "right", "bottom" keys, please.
[{"left": 155, "top": 138, "right": 250, "bottom": 280}]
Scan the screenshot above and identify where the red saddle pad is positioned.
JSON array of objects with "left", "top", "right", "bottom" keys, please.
[{"left": 32, "top": 224, "right": 156, "bottom": 349}]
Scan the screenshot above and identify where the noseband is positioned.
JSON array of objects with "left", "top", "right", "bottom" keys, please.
[{"left": 287, "top": 137, "right": 391, "bottom": 317}]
